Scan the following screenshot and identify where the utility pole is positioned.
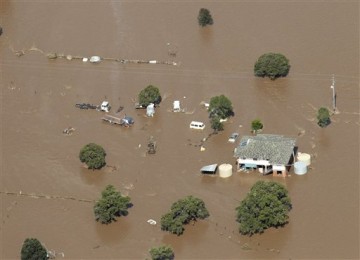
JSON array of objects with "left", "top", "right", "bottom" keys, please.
[{"left": 330, "top": 74, "right": 336, "bottom": 112}]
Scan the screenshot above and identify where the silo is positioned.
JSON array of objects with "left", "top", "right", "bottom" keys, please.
[
  {"left": 294, "top": 161, "right": 307, "bottom": 175},
  {"left": 219, "top": 164, "right": 233, "bottom": 178},
  {"left": 297, "top": 152, "right": 311, "bottom": 166}
]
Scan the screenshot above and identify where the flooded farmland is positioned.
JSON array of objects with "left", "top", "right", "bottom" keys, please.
[{"left": 1, "top": 1, "right": 359, "bottom": 259}]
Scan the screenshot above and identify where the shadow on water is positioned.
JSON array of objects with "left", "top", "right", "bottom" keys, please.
[{"left": 199, "top": 26, "right": 213, "bottom": 44}]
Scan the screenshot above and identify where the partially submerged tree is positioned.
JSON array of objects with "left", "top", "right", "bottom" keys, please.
[
  {"left": 149, "top": 245, "right": 175, "bottom": 260},
  {"left": 208, "top": 95, "right": 234, "bottom": 120},
  {"left": 254, "top": 53, "right": 290, "bottom": 80},
  {"left": 251, "top": 119, "right": 263, "bottom": 133},
  {"left": 236, "top": 181, "right": 292, "bottom": 236},
  {"left": 94, "top": 185, "right": 132, "bottom": 224},
  {"left": 198, "top": 8, "right": 214, "bottom": 27},
  {"left": 79, "top": 143, "right": 106, "bottom": 170},
  {"left": 210, "top": 117, "right": 224, "bottom": 132},
  {"left": 138, "top": 85, "right": 162, "bottom": 107},
  {"left": 21, "top": 238, "right": 48, "bottom": 260},
  {"left": 161, "top": 195, "right": 209, "bottom": 236},
  {"left": 317, "top": 107, "right": 331, "bottom": 127}
]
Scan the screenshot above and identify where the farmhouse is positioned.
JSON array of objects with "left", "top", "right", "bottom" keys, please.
[{"left": 234, "top": 134, "right": 296, "bottom": 177}]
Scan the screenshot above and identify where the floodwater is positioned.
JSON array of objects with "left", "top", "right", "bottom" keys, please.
[{"left": 1, "top": 1, "right": 359, "bottom": 259}]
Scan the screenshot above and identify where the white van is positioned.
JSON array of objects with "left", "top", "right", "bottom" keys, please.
[{"left": 190, "top": 121, "right": 205, "bottom": 130}]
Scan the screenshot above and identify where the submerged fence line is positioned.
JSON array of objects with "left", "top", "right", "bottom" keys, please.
[
  {"left": 8, "top": 42, "right": 178, "bottom": 66},
  {"left": 0, "top": 191, "right": 94, "bottom": 203}
]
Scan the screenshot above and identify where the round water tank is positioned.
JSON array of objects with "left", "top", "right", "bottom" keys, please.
[
  {"left": 294, "top": 161, "right": 307, "bottom": 175},
  {"left": 219, "top": 164, "right": 233, "bottom": 178},
  {"left": 297, "top": 152, "right": 311, "bottom": 166}
]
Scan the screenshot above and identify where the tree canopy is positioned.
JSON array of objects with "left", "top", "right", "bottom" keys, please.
[
  {"left": 254, "top": 53, "right": 290, "bottom": 80},
  {"left": 138, "top": 85, "right": 162, "bottom": 107},
  {"left": 149, "top": 245, "right": 175, "bottom": 260},
  {"left": 198, "top": 8, "right": 214, "bottom": 27},
  {"left": 236, "top": 181, "right": 292, "bottom": 236},
  {"left": 251, "top": 119, "right": 263, "bottom": 133},
  {"left": 208, "top": 95, "right": 234, "bottom": 120},
  {"left": 79, "top": 143, "right": 106, "bottom": 170},
  {"left": 94, "top": 185, "right": 132, "bottom": 224},
  {"left": 161, "top": 195, "right": 209, "bottom": 235},
  {"left": 21, "top": 238, "right": 48, "bottom": 260},
  {"left": 317, "top": 107, "right": 331, "bottom": 127}
]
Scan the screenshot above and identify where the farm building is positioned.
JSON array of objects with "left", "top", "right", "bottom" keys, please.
[{"left": 234, "top": 134, "right": 296, "bottom": 177}]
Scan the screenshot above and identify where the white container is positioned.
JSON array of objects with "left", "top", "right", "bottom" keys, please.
[
  {"left": 294, "top": 161, "right": 307, "bottom": 175},
  {"left": 146, "top": 103, "right": 155, "bottom": 117},
  {"left": 297, "top": 152, "right": 311, "bottom": 166},
  {"left": 219, "top": 164, "right": 233, "bottom": 178}
]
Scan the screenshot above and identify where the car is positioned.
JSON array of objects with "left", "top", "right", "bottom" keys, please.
[
  {"left": 228, "top": 132, "right": 239, "bottom": 143},
  {"left": 190, "top": 121, "right": 205, "bottom": 130}
]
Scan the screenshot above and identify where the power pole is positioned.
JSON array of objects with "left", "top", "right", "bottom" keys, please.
[{"left": 330, "top": 74, "right": 336, "bottom": 112}]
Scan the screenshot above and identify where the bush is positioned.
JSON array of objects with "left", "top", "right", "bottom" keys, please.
[
  {"left": 21, "top": 238, "right": 48, "bottom": 260},
  {"left": 317, "top": 107, "right": 331, "bottom": 127},
  {"left": 94, "top": 185, "right": 132, "bottom": 224},
  {"left": 208, "top": 95, "right": 234, "bottom": 120},
  {"left": 236, "top": 181, "right": 292, "bottom": 236},
  {"left": 79, "top": 143, "right": 106, "bottom": 170},
  {"left": 149, "top": 245, "right": 175, "bottom": 260},
  {"left": 251, "top": 119, "right": 263, "bottom": 133},
  {"left": 161, "top": 196, "right": 209, "bottom": 235},
  {"left": 254, "top": 53, "right": 290, "bottom": 80},
  {"left": 198, "top": 8, "right": 214, "bottom": 27},
  {"left": 138, "top": 85, "right": 162, "bottom": 107}
]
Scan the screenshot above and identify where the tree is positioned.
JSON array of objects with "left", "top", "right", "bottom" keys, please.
[
  {"left": 210, "top": 117, "right": 224, "bottom": 132},
  {"left": 198, "top": 8, "right": 214, "bottom": 27},
  {"left": 236, "top": 181, "right": 292, "bottom": 236},
  {"left": 254, "top": 53, "right": 290, "bottom": 80},
  {"left": 161, "top": 195, "right": 209, "bottom": 236},
  {"left": 208, "top": 95, "right": 234, "bottom": 120},
  {"left": 138, "top": 85, "right": 162, "bottom": 107},
  {"left": 149, "top": 245, "right": 175, "bottom": 260},
  {"left": 317, "top": 107, "right": 331, "bottom": 127},
  {"left": 251, "top": 119, "right": 263, "bottom": 133},
  {"left": 21, "top": 238, "right": 48, "bottom": 260},
  {"left": 94, "top": 185, "right": 132, "bottom": 224},
  {"left": 79, "top": 143, "right": 106, "bottom": 170}
]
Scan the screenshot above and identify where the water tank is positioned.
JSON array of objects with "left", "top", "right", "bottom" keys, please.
[
  {"left": 219, "top": 164, "right": 233, "bottom": 178},
  {"left": 294, "top": 161, "right": 307, "bottom": 175},
  {"left": 297, "top": 152, "right": 311, "bottom": 166}
]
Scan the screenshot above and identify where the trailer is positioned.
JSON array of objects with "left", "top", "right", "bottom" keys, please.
[{"left": 102, "top": 115, "right": 134, "bottom": 127}]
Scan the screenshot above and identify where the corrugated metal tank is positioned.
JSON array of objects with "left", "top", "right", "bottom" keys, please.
[
  {"left": 297, "top": 152, "right": 311, "bottom": 166},
  {"left": 294, "top": 161, "right": 307, "bottom": 175},
  {"left": 219, "top": 164, "right": 233, "bottom": 178}
]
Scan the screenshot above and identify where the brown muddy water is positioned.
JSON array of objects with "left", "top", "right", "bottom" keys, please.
[{"left": 1, "top": 1, "right": 359, "bottom": 259}]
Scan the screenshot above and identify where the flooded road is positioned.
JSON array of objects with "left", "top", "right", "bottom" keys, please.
[{"left": 1, "top": 1, "right": 359, "bottom": 259}]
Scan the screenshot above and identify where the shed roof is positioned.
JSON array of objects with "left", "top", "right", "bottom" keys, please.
[{"left": 234, "top": 134, "right": 296, "bottom": 165}]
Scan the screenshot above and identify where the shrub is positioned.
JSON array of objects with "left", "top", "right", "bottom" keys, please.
[
  {"left": 317, "top": 107, "right": 331, "bottom": 127},
  {"left": 149, "top": 245, "right": 175, "bottom": 260},
  {"left": 254, "top": 53, "right": 290, "bottom": 80},
  {"left": 79, "top": 143, "right": 106, "bottom": 170},
  {"left": 94, "top": 185, "right": 132, "bottom": 224},
  {"left": 138, "top": 85, "right": 162, "bottom": 107},
  {"left": 236, "top": 181, "right": 292, "bottom": 236},
  {"left": 198, "top": 8, "right": 214, "bottom": 27},
  {"left": 251, "top": 119, "right": 263, "bottom": 133},
  {"left": 21, "top": 238, "right": 48, "bottom": 260},
  {"left": 161, "top": 196, "right": 209, "bottom": 235}
]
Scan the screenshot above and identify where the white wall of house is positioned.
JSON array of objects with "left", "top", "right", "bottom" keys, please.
[
  {"left": 273, "top": 164, "right": 286, "bottom": 171},
  {"left": 237, "top": 158, "right": 271, "bottom": 166}
]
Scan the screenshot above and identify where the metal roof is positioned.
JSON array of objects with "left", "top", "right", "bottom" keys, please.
[{"left": 234, "top": 134, "right": 296, "bottom": 165}]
